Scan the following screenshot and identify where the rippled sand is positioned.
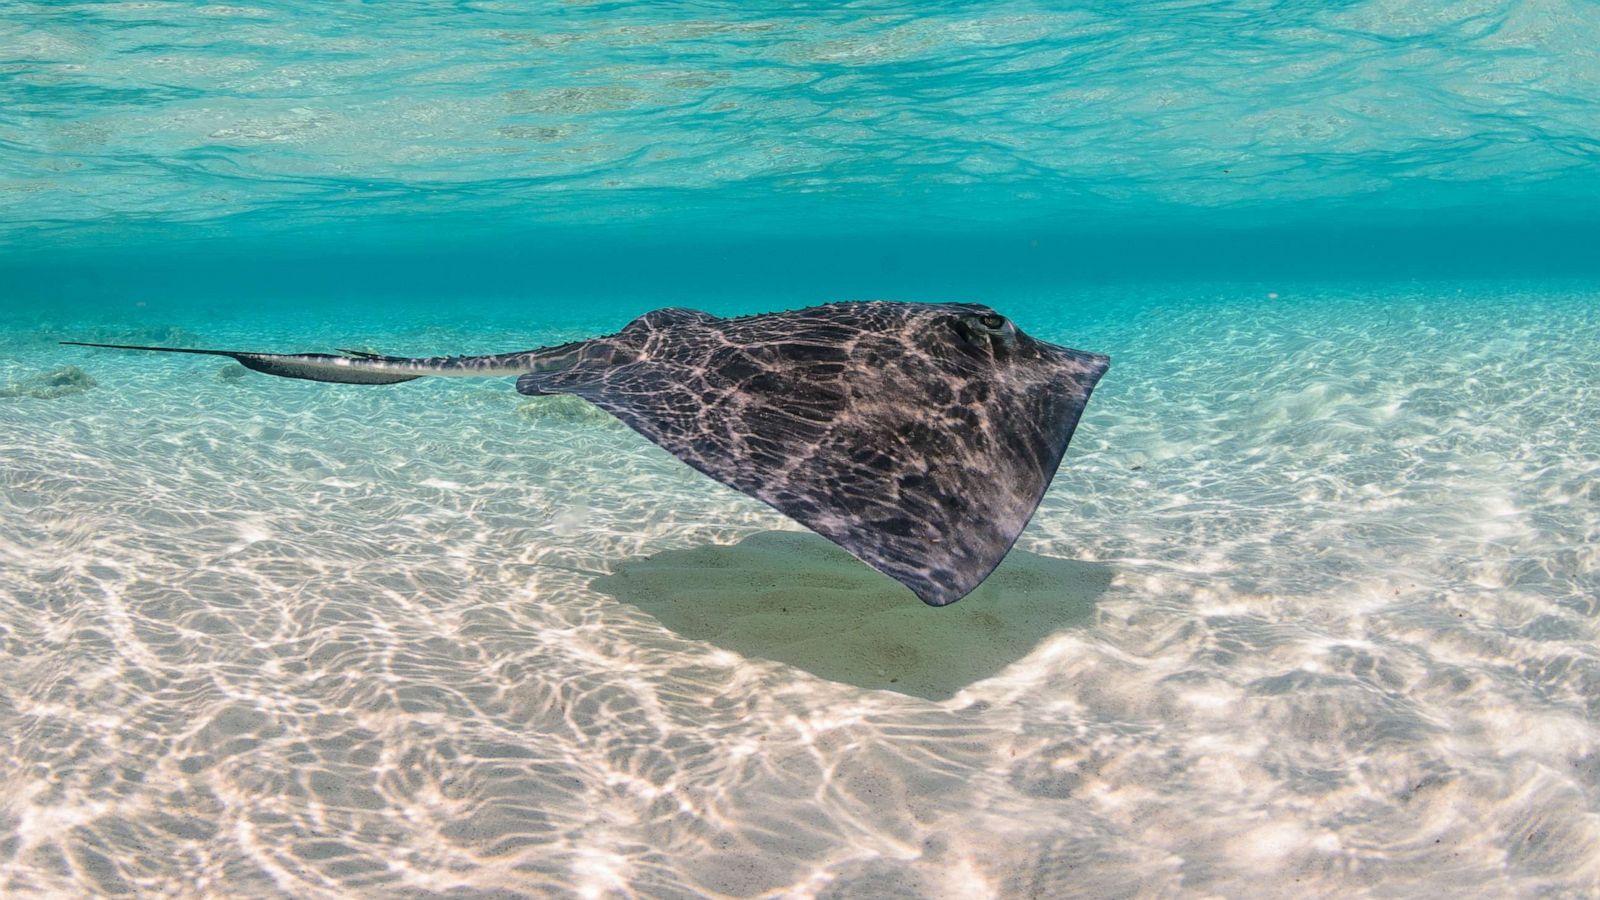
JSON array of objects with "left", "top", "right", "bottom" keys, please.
[{"left": 2, "top": 285, "right": 1598, "bottom": 896}]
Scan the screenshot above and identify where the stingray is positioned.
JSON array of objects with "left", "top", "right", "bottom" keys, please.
[{"left": 65, "top": 302, "right": 1109, "bottom": 606}]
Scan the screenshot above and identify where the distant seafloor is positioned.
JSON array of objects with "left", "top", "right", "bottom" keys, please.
[{"left": 2, "top": 279, "right": 1598, "bottom": 896}]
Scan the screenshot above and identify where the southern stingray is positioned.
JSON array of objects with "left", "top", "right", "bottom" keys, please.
[{"left": 65, "top": 302, "right": 1109, "bottom": 606}]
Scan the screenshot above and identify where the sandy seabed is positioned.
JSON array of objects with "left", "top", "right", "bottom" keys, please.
[{"left": 2, "top": 284, "right": 1598, "bottom": 897}]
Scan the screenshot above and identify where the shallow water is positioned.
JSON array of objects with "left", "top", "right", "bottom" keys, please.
[
  {"left": 6, "top": 0, "right": 1600, "bottom": 246},
  {"left": 6, "top": 0, "right": 1600, "bottom": 896},
  {"left": 4, "top": 283, "right": 1599, "bottom": 896}
]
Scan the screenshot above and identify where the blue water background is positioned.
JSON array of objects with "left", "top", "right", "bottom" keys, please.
[{"left": 4, "top": 0, "right": 1599, "bottom": 317}]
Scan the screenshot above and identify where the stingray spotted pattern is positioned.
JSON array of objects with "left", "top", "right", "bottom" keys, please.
[{"left": 65, "top": 302, "right": 1109, "bottom": 605}]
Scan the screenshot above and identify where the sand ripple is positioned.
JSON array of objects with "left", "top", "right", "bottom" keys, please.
[{"left": 2, "top": 284, "right": 1599, "bottom": 896}]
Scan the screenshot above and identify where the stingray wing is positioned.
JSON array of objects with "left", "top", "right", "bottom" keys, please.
[{"left": 519, "top": 324, "right": 1108, "bottom": 606}]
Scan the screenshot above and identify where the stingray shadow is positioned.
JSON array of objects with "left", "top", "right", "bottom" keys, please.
[{"left": 593, "top": 530, "right": 1111, "bottom": 701}]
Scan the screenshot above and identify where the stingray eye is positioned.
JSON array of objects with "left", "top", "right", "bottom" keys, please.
[{"left": 978, "top": 313, "right": 1005, "bottom": 330}]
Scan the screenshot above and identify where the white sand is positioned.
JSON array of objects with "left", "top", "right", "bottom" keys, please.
[{"left": 1, "top": 283, "right": 1598, "bottom": 896}]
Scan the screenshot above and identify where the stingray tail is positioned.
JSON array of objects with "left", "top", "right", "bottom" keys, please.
[{"left": 59, "top": 341, "right": 552, "bottom": 385}]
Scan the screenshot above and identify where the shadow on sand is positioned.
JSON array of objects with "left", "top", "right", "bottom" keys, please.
[{"left": 594, "top": 530, "right": 1111, "bottom": 701}]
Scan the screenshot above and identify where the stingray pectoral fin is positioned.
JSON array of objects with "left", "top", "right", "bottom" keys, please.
[
  {"left": 60, "top": 341, "right": 554, "bottom": 385},
  {"left": 517, "top": 350, "right": 1107, "bottom": 608}
]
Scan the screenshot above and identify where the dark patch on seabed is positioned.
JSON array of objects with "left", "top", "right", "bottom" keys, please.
[
  {"left": 595, "top": 530, "right": 1110, "bottom": 700},
  {"left": 0, "top": 366, "right": 96, "bottom": 400}
]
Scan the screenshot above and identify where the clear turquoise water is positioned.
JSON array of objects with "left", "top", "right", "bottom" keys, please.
[
  {"left": 4, "top": 2, "right": 1600, "bottom": 897},
  {"left": 5, "top": 0, "right": 1600, "bottom": 286}
]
